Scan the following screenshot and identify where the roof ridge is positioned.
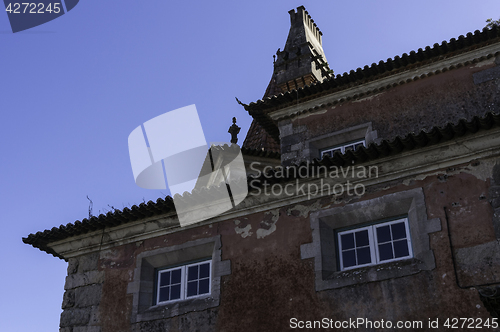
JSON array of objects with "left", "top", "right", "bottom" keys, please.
[{"left": 246, "top": 26, "right": 500, "bottom": 109}]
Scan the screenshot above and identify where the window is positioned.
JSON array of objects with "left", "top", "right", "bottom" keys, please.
[
  {"left": 337, "top": 218, "right": 412, "bottom": 271},
  {"left": 156, "top": 260, "right": 211, "bottom": 304},
  {"left": 300, "top": 188, "right": 441, "bottom": 290},
  {"left": 128, "top": 235, "right": 231, "bottom": 323},
  {"left": 303, "top": 122, "right": 377, "bottom": 161},
  {"left": 321, "top": 140, "right": 365, "bottom": 157}
]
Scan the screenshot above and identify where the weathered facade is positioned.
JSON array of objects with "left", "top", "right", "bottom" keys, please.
[{"left": 24, "top": 6, "right": 500, "bottom": 331}]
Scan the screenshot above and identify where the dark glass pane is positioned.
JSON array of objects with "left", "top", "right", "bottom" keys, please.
[
  {"left": 188, "top": 265, "right": 199, "bottom": 281},
  {"left": 199, "top": 263, "right": 210, "bottom": 278},
  {"left": 357, "top": 247, "right": 371, "bottom": 265},
  {"left": 342, "top": 249, "right": 356, "bottom": 268},
  {"left": 376, "top": 225, "right": 391, "bottom": 243},
  {"left": 187, "top": 281, "right": 198, "bottom": 297},
  {"left": 354, "top": 143, "right": 364, "bottom": 150},
  {"left": 344, "top": 145, "right": 354, "bottom": 152},
  {"left": 355, "top": 230, "right": 369, "bottom": 247},
  {"left": 159, "top": 287, "right": 169, "bottom": 302},
  {"left": 341, "top": 233, "right": 355, "bottom": 250},
  {"left": 199, "top": 278, "right": 210, "bottom": 294},
  {"left": 393, "top": 239, "right": 410, "bottom": 258},
  {"left": 378, "top": 243, "right": 394, "bottom": 261},
  {"left": 171, "top": 269, "right": 181, "bottom": 284},
  {"left": 170, "top": 284, "right": 181, "bottom": 300},
  {"left": 391, "top": 222, "right": 406, "bottom": 240},
  {"left": 332, "top": 149, "right": 341, "bottom": 155},
  {"left": 160, "top": 271, "right": 170, "bottom": 286}
]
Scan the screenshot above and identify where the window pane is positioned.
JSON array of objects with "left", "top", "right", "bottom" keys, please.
[
  {"left": 354, "top": 143, "right": 364, "bottom": 150},
  {"left": 342, "top": 249, "right": 356, "bottom": 268},
  {"left": 376, "top": 225, "right": 391, "bottom": 243},
  {"left": 356, "top": 247, "right": 371, "bottom": 265},
  {"left": 199, "top": 278, "right": 210, "bottom": 295},
  {"left": 393, "top": 239, "right": 410, "bottom": 258},
  {"left": 160, "top": 271, "right": 170, "bottom": 287},
  {"left": 188, "top": 265, "right": 199, "bottom": 281},
  {"left": 322, "top": 151, "right": 332, "bottom": 158},
  {"left": 344, "top": 145, "right": 354, "bottom": 152},
  {"left": 341, "top": 233, "right": 355, "bottom": 250},
  {"left": 171, "top": 269, "right": 181, "bottom": 284},
  {"left": 199, "top": 263, "right": 210, "bottom": 279},
  {"left": 170, "top": 284, "right": 181, "bottom": 300},
  {"left": 187, "top": 281, "right": 198, "bottom": 297},
  {"left": 355, "top": 230, "right": 369, "bottom": 247},
  {"left": 378, "top": 243, "right": 394, "bottom": 261},
  {"left": 159, "top": 287, "right": 169, "bottom": 302},
  {"left": 391, "top": 222, "right": 406, "bottom": 240}
]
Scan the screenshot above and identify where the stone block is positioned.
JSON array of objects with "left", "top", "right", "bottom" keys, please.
[
  {"left": 493, "top": 207, "right": 500, "bottom": 239},
  {"left": 89, "top": 306, "right": 100, "bottom": 326},
  {"left": 74, "top": 327, "right": 101, "bottom": 332},
  {"left": 60, "top": 308, "right": 91, "bottom": 327},
  {"left": 473, "top": 66, "right": 500, "bottom": 85},
  {"left": 490, "top": 185, "right": 500, "bottom": 198},
  {"left": 279, "top": 123, "right": 293, "bottom": 137},
  {"left": 67, "top": 258, "right": 78, "bottom": 275},
  {"left": 62, "top": 290, "right": 75, "bottom": 309},
  {"left": 65, "top": 271, "right": 105, "bottom": 290},
  {"left": 281, "top": 152, "right": 297, "bottom": 161},
  {"left": 78, "top": 253, "right": 99, "bottom": 273},
  {"left": 75, "top": 284, "right": 102, "bottom": 307},
  {"left": 300, "top": 242, "right": 316, "bottom": 260},
  {"left": 293, "top": 125, "right": 307, "bottom": 134},
  {"left": 290, "top": 142, "right": 305, "bottom": 151},
  {"left": 213, "top": 260, "right": 231, "bottom": 277},
  {"left": 281, "top": 133, "right": 302, "bottom": 147},
  {"left": 490, "top": 196, "right": 500, "bottom": 209}
]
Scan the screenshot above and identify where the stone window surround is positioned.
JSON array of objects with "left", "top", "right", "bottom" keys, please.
[
  {"left": 300, "top": 188, "right": 441, "bottom": 291},
  {"left": 306, "top": 122, "right": 378, "bottom": 160},
  {"left": 127, "top": 235, "right": 230, "bottom": 323}
]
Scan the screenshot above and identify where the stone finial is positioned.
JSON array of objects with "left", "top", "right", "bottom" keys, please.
[{"left": 228, "top": 117, "right": 241, "bottom": 145}]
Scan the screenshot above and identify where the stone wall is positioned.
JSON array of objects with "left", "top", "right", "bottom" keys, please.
[{"left": 60, "top": 253, "right": 103, "bottom": 332}]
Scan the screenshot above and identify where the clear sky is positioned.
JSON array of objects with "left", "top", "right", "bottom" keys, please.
[{"left": 1, "top": 1, "right": 499, "bottom": 331}]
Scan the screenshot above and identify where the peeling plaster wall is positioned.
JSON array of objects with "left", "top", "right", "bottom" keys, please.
[{"left": 58, "top": 156, "right": 500, "bottom": 331}]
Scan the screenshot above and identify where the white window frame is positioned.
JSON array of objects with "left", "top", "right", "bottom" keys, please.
[
  {"left": 321, "top": 139, "right": 365, "bottom": 157},
  {"left": 156, "top": 260, "right": 212, "bottom": 305},
  {"left": 337, "top": 225, "right": 375, "bottom": 270},
  {"left": 337, "top": 218, "right": 413, "bottom": 271}
]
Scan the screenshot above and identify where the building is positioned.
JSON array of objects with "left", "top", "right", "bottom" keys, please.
[{"left": 24, "top": 6, "right": 500, "bottom": 331}]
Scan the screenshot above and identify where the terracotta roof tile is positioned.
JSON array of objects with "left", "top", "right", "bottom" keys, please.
[
  {"left": 241, "top": 119, "right": 280, "bottom": 153},
  {"left": 241, "top": 74, "right": 282, "bottom": 153}
]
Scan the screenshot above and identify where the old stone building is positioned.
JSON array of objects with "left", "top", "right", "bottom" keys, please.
[{"left": 24, "top": 6, "right": 500, "bottom": 331}]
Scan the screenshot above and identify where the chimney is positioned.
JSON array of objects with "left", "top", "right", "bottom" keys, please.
[{"left": 274, "top": 6, "right": 333, "bottom": 92}]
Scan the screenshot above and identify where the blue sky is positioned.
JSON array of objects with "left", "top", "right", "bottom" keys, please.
[{"left": 1, "top": 1, "right": 499, "bottom": 331}]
